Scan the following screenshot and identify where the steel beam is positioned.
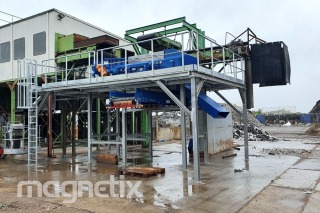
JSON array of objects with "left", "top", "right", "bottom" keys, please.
[
  {"left": 122, "top": 108, "right": 127, "bottom": 166},
  {"left": 196, "top": 79, "right": 205, "bottom": 97},
  {"left": 87, "top": 93, "right": 93, "bottom": 163},
  {"left": 191, "top": 77, "right": 200, "bottom": 182},
  {"left": 155, "top": 80, "right": 191, "bottom": 116},
  {"left": 180, "top": 84, "right": 187, "bottom": 170},
  {"left": 125, "top": 17, "right": 186, "bottom": 35},
  {"left": 214, "top": 91, "right": 242, "bottom": 117}
]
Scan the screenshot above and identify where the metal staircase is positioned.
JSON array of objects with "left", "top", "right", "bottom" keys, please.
[{"left": 17, "top": 60, "right": 39, "bottom": 165}]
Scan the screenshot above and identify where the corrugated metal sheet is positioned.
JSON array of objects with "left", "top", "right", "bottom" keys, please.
[{"left": 207, "top": 105, "right": 233, "bottom": 154}]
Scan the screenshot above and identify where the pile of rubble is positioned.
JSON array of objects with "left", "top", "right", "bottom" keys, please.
[
  {"left": 305, "top": 124, "right": 320, "bottom": 136},
  {"left": 233, "top": 122, "right": 277, "bottom": 141},
  {"left": 154, "top": 111, "right": 190, "bottom": 127},
  {"left": 230, "top": 105, "right": 262, "bottom": 127},
  {"left": 309, "top": 100, "right": 320, "bottom": 113},
  {"left": 261, "top": 148, "right": 311, "bottom": 158}
]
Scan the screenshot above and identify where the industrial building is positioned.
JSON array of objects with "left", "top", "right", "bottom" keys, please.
[{"left": 0, "top": 8, "right": 291, "bottom": 185}]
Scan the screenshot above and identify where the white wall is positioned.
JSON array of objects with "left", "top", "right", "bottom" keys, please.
[{"left": 0, "top": 10, "right": 131, "bottom": 82}]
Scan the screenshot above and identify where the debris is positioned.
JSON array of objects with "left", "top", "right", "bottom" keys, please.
[
  {"left": 230, "top": 105, "right": 262, "bottom": 127},
  {"left": 96, "top": 154, "right": 118, "bottom": 165},
  {"left": 234, "top": 169, "right": 243, "bottom": 173},
  {"left": 222, "top": 153, "right": 237, "bottom": 159},
  {"left": 119, "top": 166, "right": 165, "bottom": 177},
  {"left": 233, "top": 122, "right": 278, "bottom": 141},
  {"left": 233, "top": 147, "right": 241, "bottom": 151},
  {"left": 262, "top": 148, "right": 311, "bottom": 158},
  {"left": 283, "top": 121, "right": 291, "bottom": 126},
  {"left": 303, "top": 190, "right": 314, "bottom": 194}
]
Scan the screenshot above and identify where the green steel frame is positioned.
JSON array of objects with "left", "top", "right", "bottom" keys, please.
[
  {"left": 125, "top": 17, "right": 206, "bottom": 146},
  {"left": 125, "top": 17, "right": 205, "bottom": 55}
]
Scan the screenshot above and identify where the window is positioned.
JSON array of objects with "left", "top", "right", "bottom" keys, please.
[
  {"left": 0, "top": 41, "right": 10, "bottom": 63},
  {"left": 33, "top": 31, "right": 46, "bottom": 56},
  {"left": 14, "top": 37, "right": 25, "bottom": 60}
]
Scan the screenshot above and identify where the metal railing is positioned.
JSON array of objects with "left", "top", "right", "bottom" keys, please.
[{"left": 40, "top": 31, "right": 245, "bottom": 87}]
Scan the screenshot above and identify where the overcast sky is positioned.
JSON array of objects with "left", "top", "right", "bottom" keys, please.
[{"left": 1, "top": 0, "right": 319, "bottom": 113}]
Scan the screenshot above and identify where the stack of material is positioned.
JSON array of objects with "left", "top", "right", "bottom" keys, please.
[
  {"left": 229, "top": 105, "right": 262, "bottom": 127},
  {"left": 305, "top": 124, "right": 320, "bottom": 136},
  {"left": 233, "top": 122, "right": 277, "bottom": 141},
  {"left": 309, "top": 100, "right": 320, "bottom": 113},
  {"left": 155, "top": 111, "right": 190, "bottom": 127}
]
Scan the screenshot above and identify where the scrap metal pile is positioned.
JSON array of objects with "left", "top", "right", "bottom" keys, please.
[{"left": 233, "top": 122, "right": 277, "bottom": 141}]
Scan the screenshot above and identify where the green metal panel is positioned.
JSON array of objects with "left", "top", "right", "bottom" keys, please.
[
  {"left": 57, "top": 34, "right": 75, "bottom": 53},
  {"left": 56, "top": 46, "right": 96, "bottom": 64},
  {"left": 198, "top": 30, "right": 206, "bottom": 49},
  {"left": 10, "top": 89, "right": 15, "bottom": 123},
  {"left": 126, "top": 17, "right": 186, "bottom": 35}
]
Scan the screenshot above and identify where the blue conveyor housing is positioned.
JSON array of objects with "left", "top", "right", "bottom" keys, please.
[{"left": 185, "top": 86, "right": 229, "bottom": 118}]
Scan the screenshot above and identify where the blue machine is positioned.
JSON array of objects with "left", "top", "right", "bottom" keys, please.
[
  {"left": 92, "top": 49, "right": 197, "bottom": 77},
  {"left": 109, "top": 89, "right": 176, "bottom": 107},
  {"left": 185, "top": 86, "right": 229, "bottom": 118}
]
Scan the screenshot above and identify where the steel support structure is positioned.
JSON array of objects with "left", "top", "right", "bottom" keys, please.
[
  {"left": 239, "top": 89, "right": 249, "bottom": 164},
  {"left": 71, "top": 100, "right": 77, "bottom": 156},
  {"left": 61, "top": 102, "right": 67, "bottom": 158},
  {"left": 87, "top": 93, "right": 92, "bottom": 163},
  {"left": 6, "top": 81, "right": 17, "bottom": 123},
  {"left": 148, "top": 110, "right": 153, "bottom": 161},
  {"left": 155, "top": 80, "right": 191, "bottom": 116},
  {"left": 180, "top": 84, "right": 187, "bottom": 170},
  {"left": 121, "top": 108, "right": 127, "bottom": 166},
  {"left": 116, "top": 109, "right": 120, "bottom": 157},
  {"left": 47, "top": 94, "right": 53, "bottom": 157},
  {"left": 191, "top": 77, "right": 200, "bottom": 182},
  {"left": 96, "top": 98, "right": 101, "bottom": 151},
  {"left": 214, "top": 91, "right": 243, "bottom": 117}
]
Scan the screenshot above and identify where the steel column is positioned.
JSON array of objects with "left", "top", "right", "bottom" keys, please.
[
  {"left": 122, "top": 108, "right": 127, "bottom": 166},
  {"left": 96, "top": 98, "right": 101, "bottom": 151},
  {"left": 47, "top": 94, "right": 53, "bottom": 157},
  {"left": 61, "top": 102, "right": 67, "bottom": 158},
  {"left": 10, "top": 89, "right": 15, "bottom": 123},
  {"left": 148, "top": 110, "right": 153, "bottom": 161},
  {"left": 180, "top": 84, "right": 187, "bottom": 170},
  {"left": 241, "top": 89, "right": 249, "bottom": 162},
  {"left": 107, "top": 108, "right": 111, "bottom": 152},
  {"left": 87, "top": 93, "right": 92, "bottom": 163},
  {"left": 191, "top": 77, "right": 200, "bottom": 182},
  {"left": 116, "top": 109, "right": 120, "bottom": 157},
  {"left": 71, "top": 100, "right": 76, "bottom": 156}
]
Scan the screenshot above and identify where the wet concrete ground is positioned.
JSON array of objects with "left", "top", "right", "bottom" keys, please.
[{"left": 0, "top": 126, "right": 319, "bottom": 212}]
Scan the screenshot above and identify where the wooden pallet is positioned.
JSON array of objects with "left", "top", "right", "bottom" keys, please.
[{"left": 119, "top": 166, "right": 165, "bottom": 177}]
